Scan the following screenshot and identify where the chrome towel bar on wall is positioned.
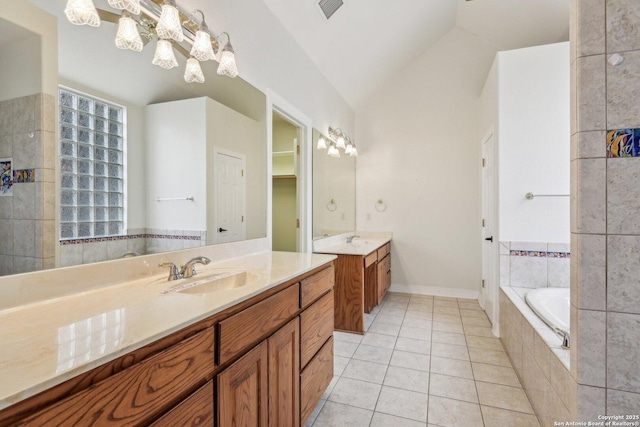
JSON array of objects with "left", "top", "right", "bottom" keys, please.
[{"left": 525, "top": 192, "right": 570, "bottom": 200}]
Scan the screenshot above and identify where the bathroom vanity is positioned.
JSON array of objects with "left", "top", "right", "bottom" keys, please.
[
  {"left": 314, "top": 234, "right": 392, "bottom": 334},
  {"left": 0, "top": 246, "right": 335, "bottom": 427}
]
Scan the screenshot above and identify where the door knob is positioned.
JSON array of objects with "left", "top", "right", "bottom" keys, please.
[
  {"left": 218, "top": 228, "right": 227, "bottom": 232},
  {"left": 484, "top": 236, "right": 493, "bottom": 242}
]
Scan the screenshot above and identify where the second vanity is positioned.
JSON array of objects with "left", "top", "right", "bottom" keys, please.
[
  {"left": 314, "top": 232, "right": 392, "bottom": 334},
  {"left": 0, "top": 240, "right": 336, "bottom": 426}
]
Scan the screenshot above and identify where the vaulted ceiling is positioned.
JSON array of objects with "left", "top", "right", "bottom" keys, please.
[{"left": 261, "top": 0, "right": 570, "bottom": 109}]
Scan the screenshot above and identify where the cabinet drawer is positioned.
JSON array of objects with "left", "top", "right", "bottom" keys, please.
[
  {"left": 300, "top": 290, "right": 334, "bottom": 368},
  {"left": 380, "top": 253, "right": 390, "bottom": 273},
  {"left": 219, "top": 284, "right": 300, "bottom": 364},
  {"left": 17, "top": 327, "right": 216, "bottom": 427},
  {"left": 377, "top": 243, "right": 390, "bottom": 261},
  {"left": 150, "top": 381, "right": 214, "bottom": 427},
  {"left": 364, "top": 252, "right": 377, "bottom": 268},
  {"left": 300, "top": 265, "right": 334, "bottom": 308},
  {"left": 300, "top": 337, "right": 334, "bottom": 425}
]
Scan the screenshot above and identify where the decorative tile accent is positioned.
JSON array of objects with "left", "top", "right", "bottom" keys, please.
[
  {"left": 509, "top": 250, "right": 570, "bottom": 258},
  {"left": 607, "top": 128, "right": 640, "bottom": 157},
  {"left": 0, "top": 158, "right": 13, "bottom": 196},
  {"left": 60, "top": 233, "right": 203, "bottom": 245},
  {"left": 13, "top": 169, "right": 35, "bottom": 183}
]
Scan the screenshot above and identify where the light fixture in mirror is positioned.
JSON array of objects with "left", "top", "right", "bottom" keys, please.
[
  {"left": 152, "top": 39, "right": 178, "bottom": 69},
  {"left": 115, "top": 12, "right": 143, "bottom": 52},
  {"left": 184, "top": 57, "right": 205, "bottom": 83},
  {"left": 1, "top": 0, "right": 268, "bottom": 278},
  {"left": 317, "top": 126, "right": 358, "bottom": 157},
  {"left": 108, "top": 0, "right": 141, "bottom": 15},
  {"left": 62, "top": 0, "right": 239, "bottom": 84},
  {"left": 313, "top": 129, "right": 356, "bottom": 240},
  {"left": 64, "top": 0, "right": 101, "bottom": 27}
]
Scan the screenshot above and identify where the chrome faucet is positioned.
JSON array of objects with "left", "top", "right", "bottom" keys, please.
[
  {"left": 159, "top": 262, "right": 182, "bottom": 281},
  {"left": 346, "top": 235, "right": 360, "bottom": 244},
  {"left": 552, "top": 326, "right": 570, "bottom": 349},
  {"left": 180, "top": 256, "right": 211, "bottom": 278}
]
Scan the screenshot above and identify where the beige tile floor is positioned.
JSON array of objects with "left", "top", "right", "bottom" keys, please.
[{"left": 306, "top": 293, "right": 541, "bottom": 427}]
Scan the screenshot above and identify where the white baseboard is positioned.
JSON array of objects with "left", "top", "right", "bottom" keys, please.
[{"left": 389, "top": 283, "right": 481, "bottom": 300}]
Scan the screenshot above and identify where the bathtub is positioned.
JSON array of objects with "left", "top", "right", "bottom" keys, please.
[{"left": 525, "top": 287, "right": 570, "bottom": 332}]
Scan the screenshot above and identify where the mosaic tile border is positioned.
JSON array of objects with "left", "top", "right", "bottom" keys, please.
[
  {"left": 510, "top": 250, "right": 571, "bottom": 258},
  {"left": 60, "top": 234, "right": 203, "bottom": 245},
  {"left": 607, "top": 128, "right": 640, "bottom": 158}
]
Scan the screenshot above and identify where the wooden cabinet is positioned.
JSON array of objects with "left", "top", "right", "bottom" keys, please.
[
  {"left": 0, "top": 264, "right": 334, "bottom": 427},
  {"left": 331, "top": 241, "right": 391, "bottom": 334},
  {"left": 218, "top": 341, "right": 269, "bottom": 427}
]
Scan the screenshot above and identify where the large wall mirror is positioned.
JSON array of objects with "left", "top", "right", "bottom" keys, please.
[
  {"left": 0, "top": 0, "right": 267, "bottom": 276},
  {"left": 312, "top": 129, "right": 356, "bottom": 239}
]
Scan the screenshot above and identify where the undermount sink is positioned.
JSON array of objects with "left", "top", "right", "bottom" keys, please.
[{"left": 153, "top": 269, "right": 263, "bottom": 295}]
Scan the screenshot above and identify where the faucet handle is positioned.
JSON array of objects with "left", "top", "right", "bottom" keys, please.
[{"left": 159, "top": 262, "right": 182, "bottom": 281}]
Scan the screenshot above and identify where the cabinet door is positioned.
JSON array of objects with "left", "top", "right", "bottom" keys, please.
[
  {"left": 218, "top": 341, "right": 269, "bottom": 427},
  {"left": 268, "top": 318, "right": 300, "bottom": 427},
  {"left": 377, "top": 258, "right": 386, "bottom": 304}
]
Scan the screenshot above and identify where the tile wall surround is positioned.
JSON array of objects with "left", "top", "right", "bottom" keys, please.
[
  {"left": 500, "top": 241, "right": 570, "bottom": 289},
  {"left": 0, "top": 93, "right": 56, "bottom": 276},
  {"left": 59, "top": 228, "right": 207, "bottom": 267},
  {"left": 571, "top": 0, "right": 640, "bottom": 418},
  {"left": 500, "top": 288, "right": 575, "bottom": 426}
]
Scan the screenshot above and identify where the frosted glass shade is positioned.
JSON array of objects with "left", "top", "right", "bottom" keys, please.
[
  {"left": 190, "top": 31, "right": 216, "bottom": 62},
  {"left": 184, "top": 58, "right": 205, "bottom": 83},
  {"left": 345, "top": 144, "right": 354, "bottom": 155},
  {"left": 317, "top": 137, "right": 327, "bottom": 150},
  {"left": 156, "top": 3, "right": 184, "bottom": 42},
  {"left": 217, "top": 46, "right": 238, "bottom": 78},
  {"left": 350, "top": 146, "right": 358, "bottom": 157},
  {"left": 327, "top": 145, "right": 340, "bottom": 158},
  {"left": 65, "top": 0, "right": 101, "bottom": 27},
  {"left": 336, "top": 135, "right": 346, "bottom": 149},
  {"left": 107, "top": 0, "right": 141, "bottom": 15},
  {"left": 152, "top": 39, "right": 178, "bottom": 69},
  {"left": 115, "top": 15, "right": 143, "bottom": 52}
]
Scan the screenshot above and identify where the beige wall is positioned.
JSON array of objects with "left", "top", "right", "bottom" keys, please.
[
  {"left": 355, "top": 28, "right": 498, "bottom": 294},
  {"left": 570, "top": 0, "right": 640, "bottom": 417}
]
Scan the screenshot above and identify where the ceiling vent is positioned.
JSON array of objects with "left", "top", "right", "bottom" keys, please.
[{"left": 318, "top": 0, "right": 344, "bottom": 20}]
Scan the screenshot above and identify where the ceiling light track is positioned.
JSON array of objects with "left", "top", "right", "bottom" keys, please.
[{"left": 64, "top": 0, "right": 238, "bottom": 84}]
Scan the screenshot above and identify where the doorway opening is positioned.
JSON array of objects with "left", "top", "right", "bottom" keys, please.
[{"left": 271, "top": 112, "right": 300, "bottom": 252}]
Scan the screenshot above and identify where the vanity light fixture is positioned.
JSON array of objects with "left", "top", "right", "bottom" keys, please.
[
  {"left": 156, "top": 0, "right": 184, "bottom": 42},
  {"left": 317, "top": 127, "right": 358, "bottom": 157},
  {"left": 63, "top": 0, "right": 239, "bottom": 84},
  {"left": 152, "top": 39, "right": 179, "bottom": 69},
  {"left": 217, "top": 34, "right": 239, "bottom": 78},
  {"left": 115, "top": 12, "right": 144, "bottom": 52},
  {"left": 108, "top": 0, "right": 141, "bottom": 15},
  {"left": 184, "top": 57, "right": 205, "bottom": 83},
  {"left": 64, "top": 0, "right": 101, "bottom": 27},
  {"left": 189, "top": 11, "right": 216, "bottom": 61}
]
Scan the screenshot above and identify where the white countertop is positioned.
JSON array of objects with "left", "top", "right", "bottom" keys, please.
[
  {"left": 0, "top": 250, "right": 336, "bottom": 410},
  {"left": 313, "top": 232, "right": 392, "bottom": 256}
]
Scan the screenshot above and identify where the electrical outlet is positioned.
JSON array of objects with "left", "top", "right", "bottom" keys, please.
[
  {"left": 366, "top": 212, "right": 372, "bottom": 221},
  {"left": 341, "top": 212, "right": 346, "bottom": 220}
]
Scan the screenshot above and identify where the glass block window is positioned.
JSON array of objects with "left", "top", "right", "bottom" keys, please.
[{"left": 59, "top": 88, "right": 125, "bottom": 239}]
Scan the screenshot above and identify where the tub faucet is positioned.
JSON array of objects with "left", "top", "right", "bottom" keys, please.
[
  {"left": 346, "top": 235, "right": 360, "bottom": 243},
  {"left": 180, "top": 256, "right": 211, "bottom": 278},
  {"left": 553, "top": 327, "right": 570, "bottom": 349}
]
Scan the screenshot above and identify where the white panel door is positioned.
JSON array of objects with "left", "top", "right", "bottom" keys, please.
[
  {"left": 482, "top": 134, "right": 497, "bottom": 326},
  {"left": 215, "top": 151, "right": 245, "bottom": 244}
]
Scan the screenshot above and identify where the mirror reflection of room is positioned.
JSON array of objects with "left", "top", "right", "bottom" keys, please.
[{"left": 0, "top": 0, "right": 268, "bottom": 276}]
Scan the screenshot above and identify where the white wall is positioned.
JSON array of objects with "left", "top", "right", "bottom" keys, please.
[
  {"left": 497, "top": 42, "right": 570, "bottom": 243},
  {"left": 0, "top": 35, "right": 41, "bottom": 101},
  {"left": 146, "top": 98, "right": 207, "bottom": 231},
  {"left": 355, "top": 28, "right": 498, "bottom": 292}
]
